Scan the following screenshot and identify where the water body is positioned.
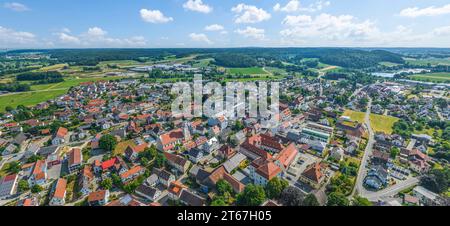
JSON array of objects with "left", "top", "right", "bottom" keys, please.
[{"left": 371, "top": 69, "right": 431, "bottom": 78}]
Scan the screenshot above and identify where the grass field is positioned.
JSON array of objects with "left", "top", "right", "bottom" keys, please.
[
  {"left": 114, "top": 140, "right": 136, "bottom": 156},
  {"left": 369, "top": 114, "right": 399, "bottom": 134},
  {"left": 343, "top": 110, "right": 399, "bottom": 134},
  {"left": 36, "top": 64, "right": 68, "bottom": 72},
  {"left": 227, "top": 67, "right": 269, "bottom": 75},
  {"left": 409, "top": 73, "right": 450, "bottom": 83},
  {"left": 379, "top": 61, "right": 401, "bottom": 67},
  {"left": 0, "top": 76, "right": 123, "bottom": 112},
  {"left": 405, "top": 57, "right": 450, "bottom": 66}
]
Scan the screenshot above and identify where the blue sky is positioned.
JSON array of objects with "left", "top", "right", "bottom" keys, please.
[{"left": 1, "top": 0, "right": 450, "bottom": 48}]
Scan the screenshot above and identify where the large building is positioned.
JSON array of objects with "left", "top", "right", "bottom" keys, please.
[{"left": 0, "top": 174, "right": 18, "bottom": 198}]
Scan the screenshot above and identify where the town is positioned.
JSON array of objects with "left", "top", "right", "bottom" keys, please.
[{"left": 0, "top": 48, "right": 448, "bottom": 207}]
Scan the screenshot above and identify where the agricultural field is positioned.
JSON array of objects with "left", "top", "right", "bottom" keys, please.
[
  {"left": 408, "top": 73, "right": 450, "bottom": 83},
  {"left": 342, "top": 110, "right": 366, "bottom": 123},
  {"left": 405, "top": 57, "right": 450, "bottom": 66},
  {"left": 227, "top": 67, "right": 269, "bottom": 75},
  {"left": 379, "top": 61, "right": 402, "bottom": 67}
]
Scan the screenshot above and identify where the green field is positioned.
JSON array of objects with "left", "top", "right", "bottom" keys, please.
[
  {"left": 227, "top": 67, "right": 269, "bottom": 75},
  {"left": 405, "top": 58, "right": 450, "bottom": 66},
  {"left": 343, "top": 110, "right": 399, "bottom": 134},
  {"left": 0, "top": 76, "right": 123, "bottom": 112},
  {"left": 409, "top": 73, "right": 450, "bottom": 83},
  {"left": 379, "top": 61, "right": 401, "bottom": 67}
]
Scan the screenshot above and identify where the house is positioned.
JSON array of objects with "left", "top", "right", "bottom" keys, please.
[
  {"left": 2, "top": 143, "right": 17, "bottom": 156},
  {"left": 168, "top": 181, "right": 187, "bottom": 200},
  {"left": 250, "top": 158, "right": 282, "bottom": 186},
  {"left": 273, "top": 143, "right": 298, "bottom": 170},
  {"left": 151, "top": 168, "right": 175, "bottom": 187},
  {"left": 97, "top": 156, "right": 128, "bottom": 174},
  {"left": 157, "top": 128, "right": 185, "bottom": 152},
  {"left": 300, "top": 123, "right": 333, "bottom": 143},
  {"left": 372, "top": 150, "right": 390, "bottom": 165},
  {"left": 124, "top": 142, "right": 148, "bottom": 162},
  {"left": 0, "top": 174, "right": 18, "bottom": 198},
  {"left": 364, "top": 165, "right": 388, "bottom": 190},
  {"left": 207, "top": 116, "right": 227, "bottom": 130},
  {"left": 179, "top": 189, "right": 206, "bottom": 206},
  {"left": 299, "top": 162, "right": 325, "bottom": 189},
  {"left": 17, "top": 197, "right": 39, "bottom": 206},
  {"left": 329, "top": 146, "right": 345, "bottom": 162},
  {"left": 413, "top": 186, "right": 441, "bottom": 206},
  {"left": 52, "top": 127, "right": 69, "bottom": 145},
  {"left": 79, "top": 166, "right": 94, "bottom": 196},
  {"left": 223, "top": 152, "right": 247, "bottom": 174},
  {"left": 135, "top": 184, "right": 161, "bottom": 202},
  {"left": 24, "top": 143, "right": 41, "bottom": 158},
  {"left": 187, "top": 148, "right": 203, "bottom": 163},
  {"left": 164, "top": 152, "right": 189, "bottom": 174},
  {"left": 49, "top": 178, "right": 67, "bottom": 206},
  {"left": 106, "top": 194, "right": 146, "bottom": 206},
  {"left": 120, "top": 166, "right": 145, "bottom": 183},
  {"left": 28, "top": 160, "right": 47, "bottom": 186},
  {"left": 218, "top": 145, "right": 236, "bottom": 160},
  {"left": 88, "top": 190, "right": 110, "bottom": 206},
  {"left": 202, "top": 166, "right": 245, "bottom": 193},
  {"left": 201, "top": 137, "right": 219, "bottom": 154},
  {"left": 68, "top": 148, "right": 83, "bottom": 173},
  {"left": 13, "top": 132, "right": 28, "bottom": 147}
]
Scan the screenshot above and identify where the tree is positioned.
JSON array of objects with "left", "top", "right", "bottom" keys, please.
[
  {"left": 303, "top": 194, "right": 320, "bottom": 206},
  {"left": 352, "top": 196, "right": 373, "bottom": 206},
  {"left": 18, "top": 180, "right": 29, "bottom": 192},
  {"left": 211, "top": 196, "right": 228, "bottom": 206},
  {"left": 100, "top": 178, "right": 113, "bottom": 190},
  {"left": 154, "top": 153, "right": 166, "bottom": 168},
  {"left": 390, "top": 147, "right": 400, "bottom": 159},
  {"left": 327, "top": 192, "right": 349, "bottom": 206},
  {"left": 420, "top": 168, "right": 449, "bottom": 194},
  {"left": 31, "top": 185, "right": 43, "bottom": 194},
  {"left": 265, "top": 177, "right": 289, "bottom": 199},
  {"left": 6, "top": 161, "right": 21, "bottom": 174},
  {"left": 279, "top": 186, "right": 305, "bottom": 206},
  {"left": 236, "top": 184, "right": 266, "bottom": 206},
  {"left": 216, "top": 179, "right": 233, "bottom": 196},
  {"left": 99, "top": 134, "right": 118, "bottom": 152}
]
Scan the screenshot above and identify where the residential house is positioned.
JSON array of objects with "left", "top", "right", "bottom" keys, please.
[
  {"left": 28, "top": 160, "right": 47, "bottom": 186},
  {"left": 88, "top": 190, "right": 110, "bottom": 206},
  {"left": 68, "top": 148, "right": 83, "bottom": 173},
  {"left": 120, "top": 166, "right": 145, "bottom": 183},
  {"left": 413, "top": 186, "right": 441, "bottom": 206},
  {"left": 124, "top": 142, "right": 148, "bottom": 162},
  {"left": 364, "top": 165, "right": 388, "bottom": 190},
  {"left": 187, "top": 148, "right": 203, "bottom": 163},
  {"left": 79, "top": 166, "right": 94, "bottom": 196},
  {"left": 49, "top": 178, "right": 67, "bottom": 206},
  {"left": 151, "top": 168, "right": 175, "bottom": 187},
  {"left": 299, "top": 162, "right": 325, "bottom": 189},
  {"left": 164, "top": 152, "right": 190, "bottom": 174},
  {"left": 157, "top": 128, "right": 185, "bottom": 152},
  {"left": 0, "top": 174, "right": 18, "bottom": 198},
  {"left": 135, "top": 184, "right": 161, "bottom": 202},
  {"left": 179, "top": 189, "right": 206, "bottom": 206},
  {"left": 52, "top": 127, "right": 69, "bottom": 145}
]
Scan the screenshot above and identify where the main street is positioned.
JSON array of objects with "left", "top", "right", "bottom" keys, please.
[
  {"left": 364, "top": 177, "right": 420, "bottom": 202},
  {"left": 351, "top": 97, "right": 374, "bottom": 197}
]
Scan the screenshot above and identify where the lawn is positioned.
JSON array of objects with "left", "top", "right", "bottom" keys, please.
[
  {"left": 343, "top": 110, "right": 399, "bottom": 134},
  {"left": 227, "top": 67, "right": 269, "bottom": 75},
  {"left": 409, "top": 73, "right": 450, "bottom": 83},
  {"left": 370, "top": 114, "right": 399, "bottom": 134},
  {"left": 113, "top": 140, "right": 136, "bottom": 156}
]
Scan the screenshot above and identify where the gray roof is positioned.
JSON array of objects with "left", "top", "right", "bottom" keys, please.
[
  {"left": 179, "top": 189, "right": 205, "bottom": 206},
  {"left": 38, "top": 145, "right": 59, "bottom": 157},
  {"left": 13, "top": 133, "right": 27, "bottom": 145},
  {"left": 136, "top": 184, "right": 159, "bottom": 198},
  {"left": 223, "top": 153, "right": 247, "bottom": 173}
]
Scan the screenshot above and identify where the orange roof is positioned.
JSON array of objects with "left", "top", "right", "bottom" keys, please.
[
  {"left": 168, "top": 181, "right": 187, "bottom": 197},
  {"left": 56, "top": 127, "right": 68, "bottom": 138},
  {"left": 132, "top": 143, "right": 147, "bottom": 153},
  {"left": 69, "top": 148, "right": 82, "bottom": 166},
  {"left": 120, "top": 166, "right": 144, "bottom": 179},
  {"left": 275, "top": 143, "right": 298, "bottom": 168},
  {"left": 88, "top": 190, "right": 108, "bottom": 202},
  {"left": 256, "top": 161, "right": 281, "bottom": 180},
  {"left": 302, "top": 162, "right": 323, "bottom": 183},
  {"left": 53, "top": 178, "right": 67, "bottom": 199},
  {"left": 32, "top": 160, "right": 45, "bottom": 176}
]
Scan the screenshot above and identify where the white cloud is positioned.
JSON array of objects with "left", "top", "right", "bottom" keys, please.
[
  {"left": 274, "top": 1, "right": 330, "bottom": 13},
  {"left": 0, "top": 26, "right": 36, "bottom": 47},
  {"left": 3, "top": 2, "right": 30, "bottom": 12},
  {"left": 183, "top": 0, "right": 212, "bottom": 14},
  {"left": 400, "top": 4, "right": 450, "bottom": 17},
  {"left": 58, "top": 33, "right": 80, "bottom": 44},
  {"left": 235, "top": 26, "right": 265, "bottom": 40},
  {"left": 433, "top": 26, "right": 450, "bottom": 36},
  {"left": 140, "top": 9, "right": 173, "bottom": 23},
  {"left": 274, "top": 0, "right": 300, "bottom": 12},
  {"left": 280, "top": 13, "right": 378, "bottom": 44},
  {"left": 205, "top": 24, "right": 224, "bottom": 31},
  {"left": 189, "top": 33, "right": 213, "bottom": 44},
  {"left": 86, "top": 27, "right": 107, "bottom": 37},
  {"left": 231, "top": 4, "right": 271, "bottom": 24}
]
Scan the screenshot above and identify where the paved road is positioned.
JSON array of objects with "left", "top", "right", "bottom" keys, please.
[
  {"left": 351, "top": 97, "right": 374, "bottom": 197},
  {"left": 364, "top": 177, "right": 420, "bottom": 202}
]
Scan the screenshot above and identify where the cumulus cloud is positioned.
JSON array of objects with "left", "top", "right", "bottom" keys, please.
[
  {"left": 189, "top": 33, "right": 213, "bottom": 44},
  {"left": 0, "top": 26, "right": 36, "bottom": 47},
  {"left": 280, "top": 13, "right": 378, "bottom": 44},
  {"left": 56, "top": 27, "right": 147, "bottom": 47},
  {"left": 399, "top": 4, "right": 450, "bottom": 17},
  {"left": 433, "top": 26, "right": 450, "bottom": 36},
  {"left": 3, "top": 2, "right": 30, "bottom": 12},
  {"left": 231, "top": 4, "right": 271, "bottom": 24},
  {"left": 205, "top": 24, "right": 224, "bottom": 31},
  {"left": 274, "top": 0, "right": 330, "bottom": 13},
  {"left": 235, "top": 26, "right": 265, "bottom": 40},
  {"left": 183, "top": 0, "right": 212, "bottom": 14},
  {"left": 140, "top": 9, "right": 173, "bottom": 23}
]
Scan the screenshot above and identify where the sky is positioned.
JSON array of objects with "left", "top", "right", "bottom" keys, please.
[{"left": 1, "top": 0, "right": 450, "bottom": 48}]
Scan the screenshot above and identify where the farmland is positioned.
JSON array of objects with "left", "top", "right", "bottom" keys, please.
[
  {"left": 405, "top": 57, "right": 450, "bottom": 66},
  {"left": 227, "top": 67, "right": 269, "bottom": 75},
  {"left": 408, "top": 73, "right": 450, "bottom": 83},
  {"left": 342, "top": 110, "right": 399, "bottom": 134}
]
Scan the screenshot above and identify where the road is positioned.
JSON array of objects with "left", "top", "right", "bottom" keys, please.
[
  {"left": 364, "top": 177, "right": 420, "bottom": 202},
  {"left": 351, "top": 97, "right": 374, "bottom": 197}
]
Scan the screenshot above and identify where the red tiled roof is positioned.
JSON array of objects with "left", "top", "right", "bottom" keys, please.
[
  {"left": 101, "top": 157, "right": 118, "bottom": 170},
  {"left": 255, "top": 161, "right": 281, "bottom": 180},
  {"left": 120, "top": 166, "right": 144, "bottom": 179},
  {"left": 302, "top": 162, "right": 323, "bottom": 183},
  {"left": 53, "top": 178, "right": 67, "bottom": 199},
  {"left": 69, "top": 148, "right": 82, "bottom": 166},
  {"left": 88, "top": 190, "right": 108, "bottom": 202},
  {"left": 275, "top": 143, "right": 298, "bottom": 168},
  {"left": 56, "top": 127, "right": 68, "bottom": 138}
]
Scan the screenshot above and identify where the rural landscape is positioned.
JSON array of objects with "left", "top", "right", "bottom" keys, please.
[{"left": 0, "top": 0, "right": 449, "bottom": 210}]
